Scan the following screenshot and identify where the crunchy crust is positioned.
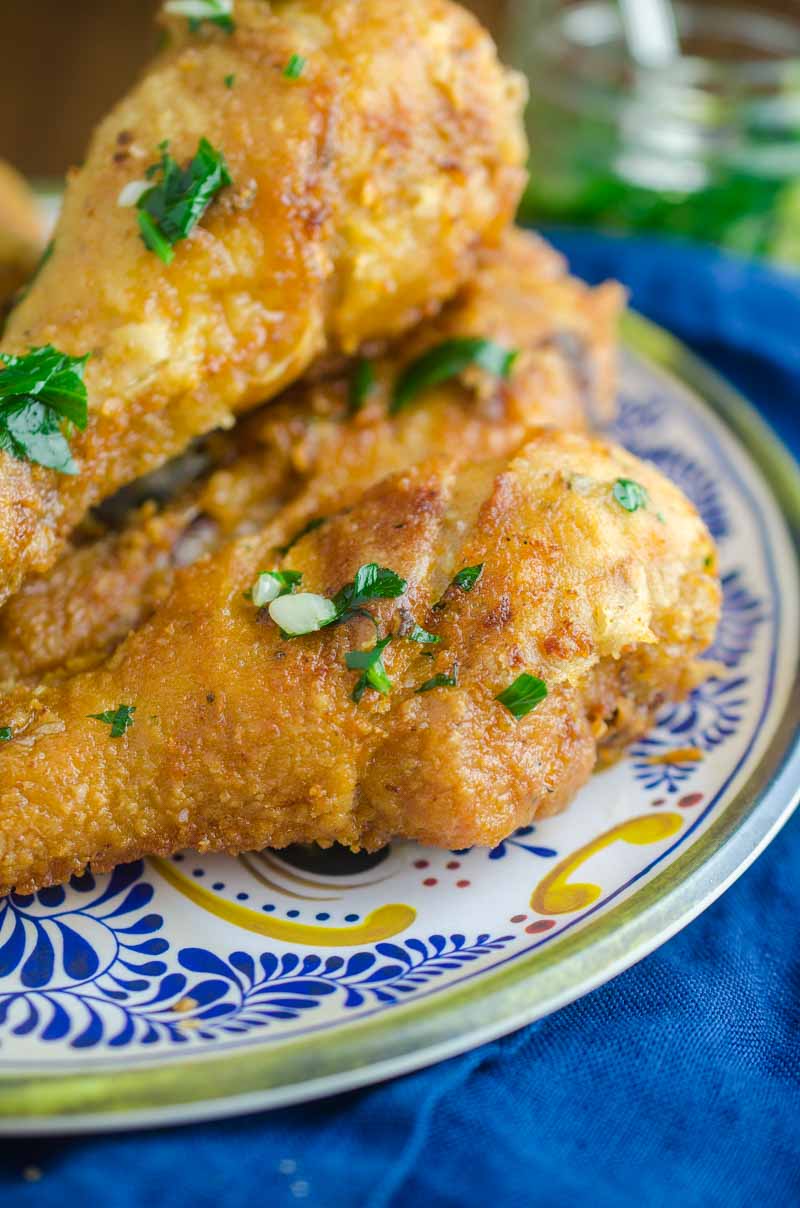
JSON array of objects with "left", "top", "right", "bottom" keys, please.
[
  {"left": 0, "top": 229, "right": 624, "bottom": 683},
  {"left": 0, "top": 0, "right": 527, "bottom": 603},
  {"left": 0, "top": 429, "right": 720, "bottom": 894}
]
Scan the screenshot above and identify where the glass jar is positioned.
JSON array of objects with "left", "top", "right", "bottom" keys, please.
[{"left": 507, "top": 1, "right": 800, "bottom": 262}]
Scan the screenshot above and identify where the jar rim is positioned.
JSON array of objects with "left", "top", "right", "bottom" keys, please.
[
  {"left": 512, "top": 0, "right": 800, "bottom": 177},
  {"left": 533, "top": 1, "right": 800, "bottom": 89}
]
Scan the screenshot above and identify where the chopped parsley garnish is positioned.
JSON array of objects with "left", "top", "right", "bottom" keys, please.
[
  {"left": 496, "top": 674, "right": 547, "bottom": 720},
  {"left": 267, "top": 563, "right": 407, "bottom": 638},
  {"left": 452, "top": 564, "right": 484, "bottom": 592},
  {"left": 89, "top": 705, "right": 137, "bottom": 738},
  {"left": 0, "top": 727, "right": 12, "bottom": 742},
  {"left": 348, "top": 358, "right": 376, "bottom": 413},
  {"left": 0, "top": 347, "right": 89, "bottom": 426},
  {"left": 433, "top": 563, "right": 485, "bottom": 612},
  {"left": 612, "top": 478, "right": 649, "bottom": 513},
  {"left": 250, "top": 570, "right": 302, "bottom": 607},
  {"left": 332, "top": 563, "right": 407, "bottom": 623},
  {"left": 416, "top": 663, "right": 459, "bottom": 693},
  {"left": 136, "top": 138, "right": 232, "bottom": 265},
  {"left": 276, "top": 516, "right": 326, "bottom": 556},
  {"left": 391, "top": 338, "right": 518, "bottom": 414},
  {"left": 224, "top": 73, "right": 236, "bottom": 88},
  {"left": 284, "top": 53, "right": 307, "bottom": 79},
  {"left": 346, "top": 636, "right": 393, "bottom": 703},
  {"left": 408, "top": 624, "right": 440, "bottom": 645},
  {"left": 164, "top": 0, "right": 235, "bottom": 34},
  {"left": 0, "top": 345, "right": 90, "bottom": 474}
]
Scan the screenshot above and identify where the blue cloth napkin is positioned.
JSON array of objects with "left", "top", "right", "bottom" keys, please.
[{"left": 3, "top": 233, "right": 799, "bottom": 1207}]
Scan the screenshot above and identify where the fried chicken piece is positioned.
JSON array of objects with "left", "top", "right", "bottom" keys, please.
[
  {"left": 0, "top": 229, "right": 623, "bottom": 683},
  {"left": 0, "top": 0, "right": 527, "bottom": 605},
  {"left": 0, "top": 429, "right": 719, "bottom": 894},
  {"left": 0, "top": 161, "right": 44, "bottom": 313}
]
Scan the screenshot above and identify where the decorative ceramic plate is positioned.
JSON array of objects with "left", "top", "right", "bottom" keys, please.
[{"left": 0, "top": 315, "right": 798, "bottom": 1135}]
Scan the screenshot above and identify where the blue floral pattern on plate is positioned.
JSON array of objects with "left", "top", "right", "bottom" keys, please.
[{"left": 0, "top": 347, "right": 792, "bottom": 1077}]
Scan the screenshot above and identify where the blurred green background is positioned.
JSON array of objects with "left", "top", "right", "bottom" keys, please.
[{"left": 511, "top": 1, "right": 800, "bottom": 262}]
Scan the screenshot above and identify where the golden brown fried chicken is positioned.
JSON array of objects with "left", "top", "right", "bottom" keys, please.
[
  {"left": 0, "top": 230, "right": 623, "bottom": 683},
  {"left": 0, "top": 161, "right": 44, "bottom": 312},
  {"left": 0, "top": 0, "right": 527, "bottom": 605},
  {"left": 0, "top": 429, "right": 719, "bottom": 894}
]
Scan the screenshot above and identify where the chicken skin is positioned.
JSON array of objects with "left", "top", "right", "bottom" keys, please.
[
  {"left": 0, "top": 429, "right": 720, "bottom": 895},
  {"left": 0, "top": 230, "right": 623, "bottom": 683},
  {"left": 0, "top": 160, "right": 44, "bottom": 313},
  {"left": 0, "top": 0, "right": 527, "bottom": 605}
]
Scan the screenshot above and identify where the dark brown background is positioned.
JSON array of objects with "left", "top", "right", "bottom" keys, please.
[
  {"left": 0, "top": 1, "right": 506, "bottom": 177},
  {"left": 1, "top": 1, "right": 797, "bottom": 177}
]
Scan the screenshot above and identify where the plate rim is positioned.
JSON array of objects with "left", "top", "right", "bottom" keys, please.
[{"left": 0, "top": 312, "right": 798, "bottom": 1135}]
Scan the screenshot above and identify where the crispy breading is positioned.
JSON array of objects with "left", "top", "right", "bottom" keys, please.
[
  {"left": 0, "top": 0, "right": 527, "bottom": 604},
  {"left": 0, "top": 161, "right": 44, "bottom": 313},
  {"left": 0, "top": 430, "right": 720, "bottom": 894},
  {"left": 0, "top": 230, "right": 623, "bottom": 682}
]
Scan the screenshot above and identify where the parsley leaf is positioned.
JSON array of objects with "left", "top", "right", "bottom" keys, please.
[
  {"left": 136, "top": 138, "right": 232, "bottom": 264},
  {"left": 89, "top": 705, "right": 137, "bottom": 738},
  {"left": 416, "top": 663, "right": 459, "bottom": 693},
  {"left": 0, "top": 346, "right": 90, "bottom": 474},
  {"left": 165, "top": 0, "right": 234, "bottom": 33},
  {"left": 0, "top": 345, "right": 89, "bottom": 425},
  {"left": 348, "top": 358, "right": 376, "bottom": 413},
  {"left": 284, "top": 53, "right": 307, "bottom": 79},
  {"left": 496, "top": 674, "right": 547, "bottom": 720},
  {"left": 612, "top": 478, "right": 649, "bottom": 513},
  {"left": 137, "top": 211, "right": 173, "bottom": 264},
  {"left": 0, "top": 727, "right": 12, "bottom": 742},
  {"left": 224, "top": 73, "right": 236, "bottom": 88},
  {"left": 433, "top": 563, "right": 484, "bottom": 612},
  {"left": 452, "top": 564, "right": 484, "bottom": 592},
  {"left": 346, "top": 635, "right": 393, "bottom": 702},
  {"left": 0, "top": 403, "right": 77, "bottom": 474},
  {"left": 391, "top": 338, "right": 517, "bottom": 414},
  {"left": 408, "top": 624, "right": 440, "bottom": 645},
  {"left": 333, "top": 564, "right": 407, "bottom": 621}
]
